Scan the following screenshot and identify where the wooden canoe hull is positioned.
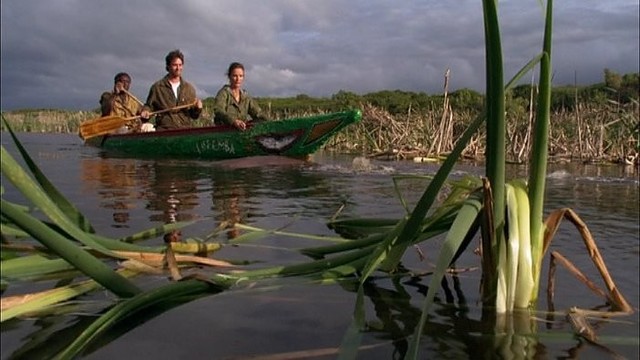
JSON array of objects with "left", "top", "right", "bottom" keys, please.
[{"left": 84, "top": 110, "right": 362, "bottom": 159}]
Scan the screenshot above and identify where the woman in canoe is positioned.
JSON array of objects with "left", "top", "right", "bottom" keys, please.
[{"left": 213, "top": 62, "right": 269, "bottom": 131}]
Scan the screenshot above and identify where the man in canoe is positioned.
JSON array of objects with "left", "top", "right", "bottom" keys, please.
[
  {"left": 140, "top": 49, "right": 203, "bottom": 130},
  {"left": 100, "top": 72, "right": 143, "bottom": 132},
  {"left": 213, "top": 62, "right": 269, "bottom": 131}
]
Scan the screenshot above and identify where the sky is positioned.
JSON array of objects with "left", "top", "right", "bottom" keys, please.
[{"left": 1, "top": 0, "right": 638, "bottom": 111}]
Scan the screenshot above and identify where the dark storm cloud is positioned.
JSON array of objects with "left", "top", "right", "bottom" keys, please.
[{"left": 1, "top": 0, "right": 638, "bottom": 111}]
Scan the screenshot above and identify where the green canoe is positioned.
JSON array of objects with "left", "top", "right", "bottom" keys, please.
[{"left": 84, "top": 109, "right": 362, "bottom": 159}]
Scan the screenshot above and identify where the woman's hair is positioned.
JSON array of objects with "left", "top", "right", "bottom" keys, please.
[
  {"left": 226, "top": 62, "right": 245, "bottom": 76},
  {"left": 165, "top": 49, "right": 185, "bottom": 68}
]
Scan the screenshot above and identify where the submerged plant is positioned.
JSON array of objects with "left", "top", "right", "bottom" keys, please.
[{"left": 333, "top": 0, "right": 634, "bottom": 358}]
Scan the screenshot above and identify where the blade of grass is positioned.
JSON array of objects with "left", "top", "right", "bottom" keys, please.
[
  {"left": 407, "top": 194, "right": 483, "bottom": 358},
  {"left": 54, "top": 278, "right": 226, "bottom": 360},
  {"left": 512, "top": 180, "right": 534, "bottom": 309},
  {"left": 337, "top": 287, "right": 366, "bottom": 360},
  {"left": 1, "top": 269, "right": 139, "bottom": 322},
  {"left": 483, "top": 0, "right": 506, "bottom": 292},
  {"left": 1, "top": 254, "right": 76, "bottom": 281},
  {"left": 1, "top": 199, "right": 141, "bottom": 298},
  {"left": 1, "top": 147, "right": 118, "bottom": 257},
  {"left": 1, "top": 116, "right": 95, "bottom": 233},
  {"left": 528, "top": 0, "right": 554, "bottom": 305}
]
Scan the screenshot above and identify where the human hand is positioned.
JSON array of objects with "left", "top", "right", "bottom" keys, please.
[
  {"left": 195, "top": 98, "right": 203, "bottom": 109},
  {"left": 233, "top": 119, "right": 246, "bottom": 131},
  {"left": 114, "top": 82, "right": 125, "bottom": 94}
]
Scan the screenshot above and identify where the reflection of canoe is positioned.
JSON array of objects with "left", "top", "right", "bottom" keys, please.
[{"left": 84, "top": 110, "right": 362, "bottom": 159}]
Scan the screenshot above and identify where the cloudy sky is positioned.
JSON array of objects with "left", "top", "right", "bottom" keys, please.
[{"left": 1, "top": 0, "right": 638, "bottom": 111}]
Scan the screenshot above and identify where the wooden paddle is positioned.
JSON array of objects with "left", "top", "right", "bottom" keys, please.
[
  {"left": 122, "top": 89, "right": 145, "bottom": 106},
  {"left": 79, "top": 102, "right": 197, "bottom": 140}
]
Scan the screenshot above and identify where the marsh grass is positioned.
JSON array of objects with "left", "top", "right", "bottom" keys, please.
[
  {"left": 2, "top": 92, "right": 637, "bottom": 165},
  {"left": 328, "top": 99, "right": 639, "bottom": 164},
  {"left": 0, "top": 110, "right": 96, "bottom": 133}
]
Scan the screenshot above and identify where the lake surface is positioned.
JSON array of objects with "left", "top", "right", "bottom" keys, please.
[{"left": 1, "top": 132, "right": 639, "bottom": 359}]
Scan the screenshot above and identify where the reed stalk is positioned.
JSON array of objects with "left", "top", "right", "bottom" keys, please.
[{"left": 527, "top": 0, "right": 553, "bottom": 306}]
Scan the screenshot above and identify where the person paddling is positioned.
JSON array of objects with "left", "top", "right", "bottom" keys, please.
[
  {"left": 99, "top": 72, "right": 142, "bottom": 132},
  {"left": 140, "top": 49, "right": 203, "bottom": 130}
]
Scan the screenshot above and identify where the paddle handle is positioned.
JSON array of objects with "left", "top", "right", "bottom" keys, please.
[
  {"left": 120, "top": 89, "right": 200, "bottom": 116},
  {"left": 79, "top": 101, "right": 199, "bottom": 141},
  {"left": 122, "top": 89, "right": 145, "bottom": 107},
  {"left": 119, "top": 101, "right": 199, "bottom": 122},
  {"left": 140, "top": 101, "right": 198, "bottom": 119}
]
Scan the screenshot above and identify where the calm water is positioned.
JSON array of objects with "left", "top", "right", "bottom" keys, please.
[{"left": 2, "top": 132, "right": 639, "bottom": 359}]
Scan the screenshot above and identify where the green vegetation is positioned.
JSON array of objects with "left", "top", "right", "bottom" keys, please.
[
  {"left": 251, "top": 70, "right": 638, "bottom": 116},
  {"left": 2, "top": 69, "right": 638, "bottom": 165}
]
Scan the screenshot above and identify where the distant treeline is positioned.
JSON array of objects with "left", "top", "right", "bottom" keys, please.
[
  {"left": 201, "top": 69, "right": 638, "bottom": 118},
  {"left": 1, "top": 69, "right": 638, "bottom": 165}
]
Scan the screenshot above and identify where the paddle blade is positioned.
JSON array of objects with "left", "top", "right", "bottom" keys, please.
[{"left": 79, "top": 115, "right": 130, "bottom": 140}]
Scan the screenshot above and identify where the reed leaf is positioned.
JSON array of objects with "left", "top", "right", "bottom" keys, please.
[
  {"left": 54, "top": 278, "right": 226, "bottom": 359},
  {"left": 1, "top": 147, "right": 116, "bottom": 257},
  {"left": 0, "top": 222, "right": 31, "bottom": 237},
  {"left": 1, "top": 200, "right": 141, "bottom": 298},
  {"left": 300, "top": 233, "right": 387, "bottom": 259},
  {"left": 337, "top": 287, "right": 366, "bottom": 360},
  {"left": 231, "top": 223, "right": 348, "bottom": 244},
  {"left": 1, "top": 254, "right": 76, "bottom": 281},
  {"left": 483, "top": 0, "right": 506, "bottom": 247},
  {"left": 236, "top": 245, "right": 376, "bottom": 279},
  {"left": 407, "top": 193, "right": 483, "bottom": 358},
  {"left": 1, "top": 116, "right": 95, "bottom": 233},
  {"left": 501, "top": 183, "right": 521, "bottom": 312},
  {"left": 512, "top": 181, "right": 534, "bottom": 309},
  {"left": 358, "top": 218, "right": 409, "bottom": 280},
  {"left": 1, "top": 269, "right": 139, "bottom": 322},
  {"left": 528, "top": 0, "right": 554, "bottom": 305},
  {"left": 117, "top": 220, "right": 196, "bottom": 243}
]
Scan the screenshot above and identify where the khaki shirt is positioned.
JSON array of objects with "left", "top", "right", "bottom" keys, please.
[
  {"left": 143, "top": 76, "right": 202, "bottom": 130},
  {"left": 100, "top": 92, "right": 140, "bottom": 117},
  {"left": 213, "top": 85, "right": 268, "bottom": 125}
]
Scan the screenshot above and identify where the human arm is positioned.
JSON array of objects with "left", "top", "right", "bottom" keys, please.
[
  {"left": 247, "top": 97, "right": 269, "bottom": 122},
  {"left": 187, "top": 97, "right": 203, "bottom": 120},
  {"left": 99, "top": 92, "right": 114, "bottom": 116},
  {"left": 213, "top": 87, "right": 235, "bottom": 125},
  {"left": 140, "top": 81, "right": 161, "bottom": 120}
]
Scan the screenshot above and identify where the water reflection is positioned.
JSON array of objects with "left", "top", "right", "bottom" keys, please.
[
  {"left": 80, "top": 158, "right": 149, "bottom": 228},
  {"left": 211, "top": 174, "right": 246, "bottom": 239},
  {"left": 79, "top": 156, "right": 342, "bottom": 236},
  {"left": 3, "top": 269, "right": 630, "bottom": 360},
  {"left": 1, "top": 291, "right": 220, "bottom": 360},
  {"left": 144, "top": 162, "right": 201, "bottom": 224},
  {"left": 4, "top": 135, "right": 637, "bottom": 359}
]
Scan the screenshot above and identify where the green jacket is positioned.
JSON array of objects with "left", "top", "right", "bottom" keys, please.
[
  {"left": 143, "top": 75, "right": 202, "bottom": 130},
  {"left": 213, "top": 85, "right": 268, "bottom": 125}
]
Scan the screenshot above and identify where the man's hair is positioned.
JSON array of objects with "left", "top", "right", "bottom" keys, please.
[
  {"left": 165, "top": 49, "right": 185, "bottom": 67},
  {"left": 114, "top": 72, "right": 131, "bottom": 83}
]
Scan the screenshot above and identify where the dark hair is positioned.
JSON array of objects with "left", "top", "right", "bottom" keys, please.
[
  {"left": 226, "top": 62, "right": 245, "bottom": 76},
  {"left": 165, "top": 49, "right": 185, "bottom": 67},
  {"left": 114, "top": 72, "right": 131, "bottom": 83}
]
